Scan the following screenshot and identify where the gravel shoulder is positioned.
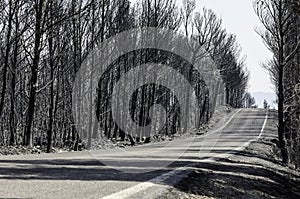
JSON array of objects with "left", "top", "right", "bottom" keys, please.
[{"left": 159, "top": 109, "right": 300, "bottom": 199}]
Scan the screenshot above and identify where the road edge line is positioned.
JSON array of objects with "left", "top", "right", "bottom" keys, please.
[{"left": 101, "top": 108, "right": 243, "bottom": 199}]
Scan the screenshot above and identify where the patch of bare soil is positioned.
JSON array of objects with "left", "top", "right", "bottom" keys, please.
[
  {"left": 0, "top": 146, "right": 42, "bottom": 155},
  {"left": 0, "top": 106, "right": 233, "bottom": 156},
  {"left": 160, "top": 109, "right": 300, "bottom": 199}
]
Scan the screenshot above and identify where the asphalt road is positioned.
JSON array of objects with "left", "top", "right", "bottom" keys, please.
[{"left": 0, "top": 108, "right": 268, "bottom": 199}]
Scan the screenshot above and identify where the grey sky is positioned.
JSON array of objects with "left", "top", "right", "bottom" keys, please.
[{"left": 192, "top": 0, "right": 274, "bottom": 93}]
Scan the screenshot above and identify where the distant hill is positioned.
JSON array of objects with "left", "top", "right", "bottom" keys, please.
[{"left": 251, "top": 92, "right": 277, "bottom": 109}]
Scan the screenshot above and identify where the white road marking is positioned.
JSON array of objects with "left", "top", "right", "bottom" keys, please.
[
  {"left": 258, "top": 110, "right": 269, "bottom": 139},
  {"left": 102, "top": 109, "right": 269, "bottom": 199},
  {"left": 205, "top": 109, "right": 269, "bottom": 161},
  {"left": 102, "top": 109, "right": 243, "bottom": 199},
  {"left": 204, "top": 108, "right": 243, "bottom": 137}
]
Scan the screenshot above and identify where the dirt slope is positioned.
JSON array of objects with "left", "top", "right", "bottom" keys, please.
[{"left": 160, "top": 110, "right": 300, "bottom": 199}]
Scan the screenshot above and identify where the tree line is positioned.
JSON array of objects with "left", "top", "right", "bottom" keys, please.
[
  {"left": 255, "top": 0, "right": 300, "bottom": 168},
  {"left": 0, "top": 0, "right": 249, "bottom": 152}
]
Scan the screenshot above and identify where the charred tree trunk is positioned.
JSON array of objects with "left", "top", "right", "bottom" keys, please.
[{"left": 24, "top": 0, "right": 45, "bottom": 147}]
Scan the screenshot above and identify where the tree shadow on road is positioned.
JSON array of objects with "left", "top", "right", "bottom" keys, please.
[{"left": 0, "top": 158, "right": 175, "bottom": 182}]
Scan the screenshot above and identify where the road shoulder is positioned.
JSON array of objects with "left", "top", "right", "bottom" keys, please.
[{"left": 159, "top": 110, "right": 300, "bottom": 199}]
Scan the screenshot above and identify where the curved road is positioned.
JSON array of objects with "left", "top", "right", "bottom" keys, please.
[{"left": 0, "top": 108, "right": 268, "bottom": 199}]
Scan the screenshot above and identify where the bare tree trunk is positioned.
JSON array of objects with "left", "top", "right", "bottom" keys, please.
[
  {"left": 9, "top": 0, "right": 20, "bottom": 146},
  {"left": 24, "top": 0, "right": 45, "bottom": 147},
  {"left": 278, "top": 1, "right": 289, "bottom": 163},
  {"left": 0, "top": 0, "right": 14, "bottom": 118},
  {"left": 47, "top": 3, "right": 55, "bottom": 153},
  {"left": 87, "top": 0, "right": 96, "bottom": 149}
]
